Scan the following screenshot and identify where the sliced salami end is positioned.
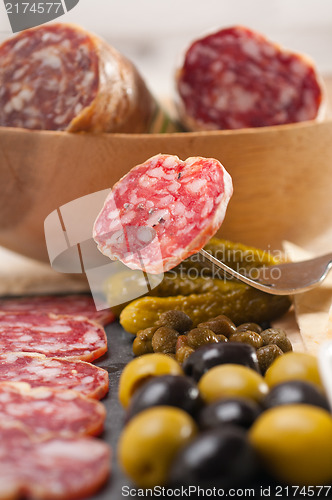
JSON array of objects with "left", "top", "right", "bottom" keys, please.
[
  {"left": 93, "top": 154, "right": 233, "bottom": 274},
  {"left": 0, "top": 312, "right": 107, "bottom": 361},
  {"left": 0, "top": 422, "right": 110, "bottom": 500},
  {"left": 0, "top": 353, "right": 109, "bottom": 399},
  {"left": 0, "top": 23, "right": 155, "bottom": 132},
  {"left": 0, "top": 294, "right": 115, "bottom": 326},
  {"left": 0, "top": 383, "right": 106, "bottom": 437},
  {"left": 176, "top": 25, "right": 324, "bottom": 130}
]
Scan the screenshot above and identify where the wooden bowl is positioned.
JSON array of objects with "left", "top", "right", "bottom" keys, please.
[{"left": 1, "top": 117, "right": 332, "bottom": 263}]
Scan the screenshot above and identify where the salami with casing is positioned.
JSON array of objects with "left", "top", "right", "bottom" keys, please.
[
  {"left": 0, "top": 294, "right": 115, "bottom": 326},
  {"left": 93, "top": 154, "right": 233, "bottom": 274},
  {"left": 0, "top": 312, "right": 107, "bottom": 361},
  {"left": 0, "top": 422, "right": 110, "bottom": 500},
  {"left": 0, "top": 352, "right": 109, "bottom": 399},
  {"left": 0, "top": 23, "right": 156, "bottom": 132},
  {"left": 176, "top": 26, "right": 324, "bottom": 130},
  {"left": 0, "top": 383, "right": 106, "bottom": 437}
]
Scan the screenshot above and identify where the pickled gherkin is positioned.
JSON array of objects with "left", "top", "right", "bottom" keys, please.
[{"left": 120, "top": 284, "right": 291, "bottom": 335}]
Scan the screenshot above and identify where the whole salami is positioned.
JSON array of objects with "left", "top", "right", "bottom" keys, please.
[
  {"left": 175, "top": 26, "right": 325, "bottom": 130},
  {"left": 0, "top": 23, "right": 164, "bottom": 133},
  {"left": 0, "top": 352, "right": 109, "bottom": 399},
  {"left": 0, "top": 421, "right": 110, "bottom": 500},
  {"left": 0, "top": 294, "right": 114, "bottom": 326},
  {"left": 0, "top": 311, "right": 107, "bottom": 361},
  {"left": 93, "top": 154, "right": 233, "bottom": 274},
  {"left": 0, "top": 383, "right": 106, "bottom": 437}
]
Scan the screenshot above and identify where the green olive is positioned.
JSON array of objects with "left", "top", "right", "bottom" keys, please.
[
  {"left": 198, "top": 364, "right": 268, "bottom": 404},
  {"left": 119, "top": 353, "right": 184, "bottom": 408},
  {"left": 249, "top": 405, "right": 332, "bottom": 485},
  {"left": 118, "top": 406, "right": 197, "bottom": 488},
  {"left": 265, "top": 352, "right": 323, "bottom": 390}
]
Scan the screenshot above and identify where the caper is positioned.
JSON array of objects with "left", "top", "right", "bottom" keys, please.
[
  {"left": 156, "top": 310, "right": 193, "bottom": 333},
  {"left": 229, "top": 331, "right": 263, "bottom": 350},
  {"left": 261, "top": 328, "right": 292, "bottom": 353},
  {"left": 257, "top": 344, "right": 284, "bottom": 374},
  {"left": 132, "top": 327, "right": 158, "bottom": 356},
  {"left": 198, "top": 315, "right": 236, "bottom": 338},
  {"left": 187, "top": 327, "right": 220, "bottom": 349},
  {"left": 152, "top": 327, "right": 179, "bottom": 354},
  {"left": 236, "top": 322, "right": 263, "bottom": 334},
  {"left": 175, "top": 336, "right": 195, "bottom": 364}
]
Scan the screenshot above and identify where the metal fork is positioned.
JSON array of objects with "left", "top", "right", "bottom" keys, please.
[{"left": 198, "top": 249, "right": 332, "bottom": 295}]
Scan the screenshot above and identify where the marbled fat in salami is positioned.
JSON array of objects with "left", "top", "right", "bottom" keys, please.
[
  {"left": 0, "top": 422, "right": 110, "bottom": 500},
  {"left": 176, "top": 26, "right": 324, "bottom": 130},
  {"left": 0, "top": 23, "right": 155, "bottom": 132},
  {"left": 0, "top": 353, "right": 109, "bottom": 399},
  {"left": 0, "top": 294, "right": 115, "bottom": 326},
  {"left": 93, "top": 154, "right": 233, "bottom": 274},
  {"left": 0, "top": 383, "right": 106, "bottom": 438},
  {"left": 0, "top": 312, "right": 107, "bottom": 361}
]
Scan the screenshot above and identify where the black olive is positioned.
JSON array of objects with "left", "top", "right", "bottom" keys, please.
[
  {"left": 262, "top": 380, "right": 330, "bottom": 411},
  {"left": 126, "top": 375, "right": 203, "bottom": 422},
  {"left": 168, "top": 426, "right": 259, "bottom": 488},
  {"left": 198, "top": 397, "right": 261, "bottom": 431},
  {"left": 183, "top": 342, "right": 260, "bottom": 382}
]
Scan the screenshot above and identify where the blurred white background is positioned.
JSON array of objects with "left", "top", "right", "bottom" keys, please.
[{"left": 1, "top": 0, "right": 332, "bottom": 97}]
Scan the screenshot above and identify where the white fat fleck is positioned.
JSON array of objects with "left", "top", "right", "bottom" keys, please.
[
  {"left": 31, "top": 368, "right": 60, "bottom": 379},
  {"left": 242, "top": 39, "right": 261, "bottom": 60},
  {"left": 33, "top": 49, "right": 62, "bottom": 69},
  {"left": 221, "top": 70, "right": 236, "bottom": 85},
  {"left": 82, "top": 376, "right": 94, "bottom": 384},
  {"left": 74, "top": 103, "right": 83, "bottom": 115},
  {"left": 157, "top": 195, "right": 174, "bottom": 206},
  {"left": 137, "top": 227, "right": 154, "bottom": 243},
  {"left": 148, "top": 209, "right": 169, "bottom": 226},
  {"left": 279, "top": 85, "right": 296, "bottom": 106},
  {"left": 170, "top": 200, "right": 186, "bottom": 216},
  {"left": 3, "top": 102, "right": 12, "bottom": 113},
  {"left": 263, "top": 44, "right": 277, "bottom": 58},
  {"left": 18, "top": 335, "right": 33, "bottom": 342},
  {"left": 81, "top": 71, "right": 95, "bottom": 87},
  {"left": 186, "top": 178, "right": 207, "bottom": 194},
  {"left": 32, "top": 389, "right": 52, "bottom": 399},
  {"left": 290, "top": 59, "right": 307, "bottom": 78},
  {"left": 106, "top": 209, "right": 119, "bottom": 221},
  {"left": 56, "top": 391, "right": 77, "bottom": 401},
  {"left": 13, "top": 38, "right": 28, "bottom": 51},
  {"left": 214, "top": 93, "right": 228, "bottom": 111},
  {"left": 53, "top": 114, "right": 67, "bottom": 125},
  {"left": 167, "top": 181, "right": 181, "bottom": 193},
  {"left": 232, "top": 86, "right": 258, "bottom": 112},
  {"left": 179, "top": 82, "right": 192, "bottom": 98},
  {"left": 32, "top": 325, "right": 72, "bottom": 334},
  {"left": 4, "top": 354, "right": 18, "bottom": 363},
  {"left": 83, "top": 332, "right": 100, "bottom": 344},
  {"left": 120, "top": 211, "right": 135, "bottom": 224},
  {"left": 211, "top": 61, "right": 224, "bottom": 73},
  {"left": 201, "top": 198, "right": 214, "bottom": 218},
  {"left": 138, "top": 176, "right": 157, "bottom": 188},
  {"left": 12, "top": 66, "right": 28, "bottom": 80},
  {"left": 38, "top": 440, "right": 105, "bottom": 461},
  {"left": 161, "top": 156, "right": 177, "bottom": 168},
  {"left": 148, "top": 167, "right": 174, "bottom": 180}
]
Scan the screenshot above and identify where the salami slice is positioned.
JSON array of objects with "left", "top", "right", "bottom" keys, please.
[
  {"left": 0, "top": 383, "right": 106, "bottom": 438},
  {"left": 176, "top": 25, "right": 324, "bottom": 130},
  {"left": 0, "top": 294, "right": 114, "bottom": 326},
  {"left": 0, "top": 422, "right": 110, "bottom": 500},
  {"left": 0, "top": 353, "right": 109, "bottom": 399},
  {"left": 0, "top": 23, "right": 155, "bottom": 132},
  {"left": 93, "top": 154, "right": 233, "bottom": 274},
  {"left": 0, "top": 312, "right": 107, "bottom": 361}
]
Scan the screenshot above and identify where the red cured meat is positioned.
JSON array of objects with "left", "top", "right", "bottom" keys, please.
[
  {"left": 0, "top": 353, "right": 109, "bottom": 399},
  {"left": 0, "top": 23, "right": 155, "bottom": 132},
  {"left": 0, "top": 294, "right": 115, "bottom": 326},
  {"left": 0, "top": 383, "right": 106, "bottom": 438},
  {"left": 0, "top": 312, "right": 107, "bottom": 361},
  {"left": 0, "top": 421, "right": 110, "bottom": 500},
  {"left": 176, "top": 26, "right": 324, "bottom": 130},
  {"left": 93, "top": 154, "right": 233, "bottom": 274}
]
